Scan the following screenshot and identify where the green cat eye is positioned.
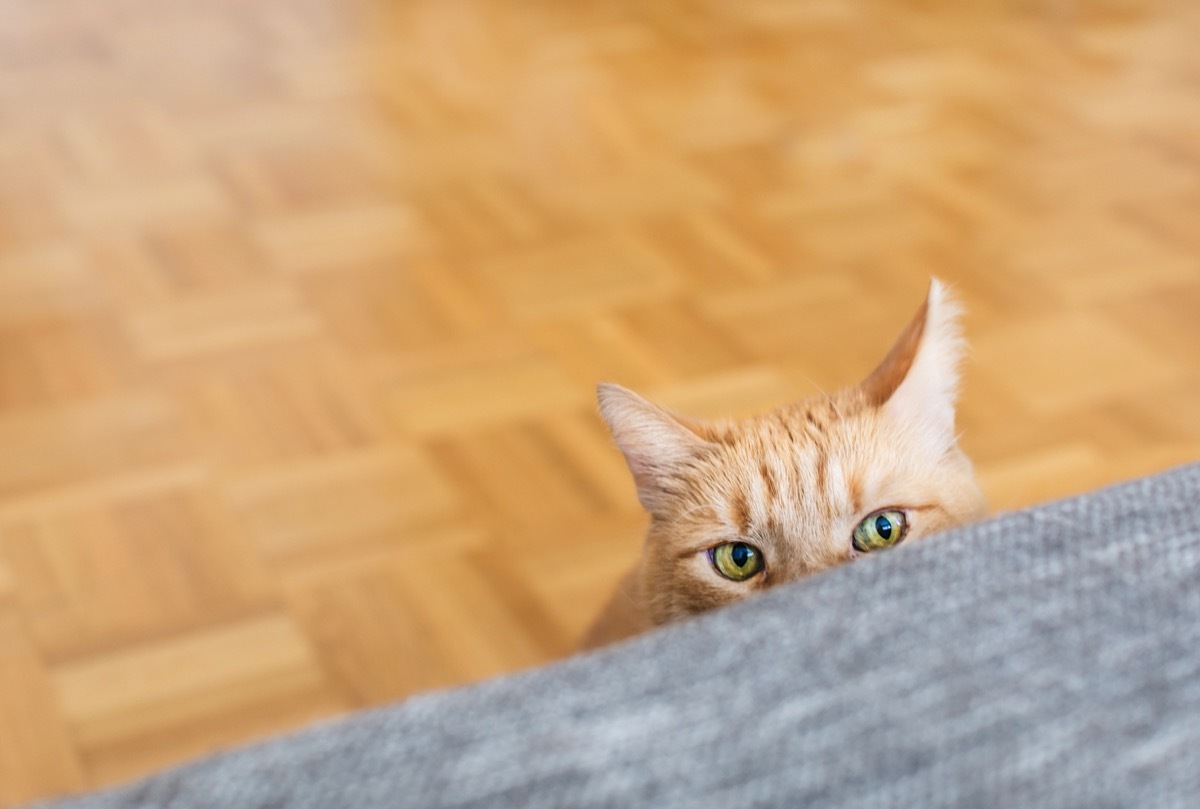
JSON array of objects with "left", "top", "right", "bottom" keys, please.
[
  {"left": 709, "top": 541, "right": 765, "bottom": 582},
  {"left": 852, "top": 510, "right": 908, "bottom": 553}
]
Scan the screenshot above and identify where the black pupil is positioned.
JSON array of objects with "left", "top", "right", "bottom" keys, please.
[
  {"left": 731, "top": 543, "right": 751, "bottom": 567},
  {"left": 874, "top": 515, "right": 893, "bottom": 539}
]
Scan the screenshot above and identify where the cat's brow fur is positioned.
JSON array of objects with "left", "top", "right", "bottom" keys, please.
[{"left": 582, "top": 279, "right": 987, "bottom": 649}]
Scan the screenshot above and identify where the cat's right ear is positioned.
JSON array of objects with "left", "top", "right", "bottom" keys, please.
[
  {"left": 597, "top": 383, "right": 713, "bottom": 515},
  {"left": 857, "top": 278, "right": 965, "bottom": 452}
]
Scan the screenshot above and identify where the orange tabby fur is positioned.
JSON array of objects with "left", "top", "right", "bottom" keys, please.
[{"left": 582, "top": 279, "right": 986, "bottom": 649}]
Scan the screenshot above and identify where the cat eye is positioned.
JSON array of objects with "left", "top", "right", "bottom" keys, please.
[
  {"left": 852, "top": 510, "right": 908, "bottom": 553},
  {"left": 708, "top": 541, "right": 765, "bottom": 582}
]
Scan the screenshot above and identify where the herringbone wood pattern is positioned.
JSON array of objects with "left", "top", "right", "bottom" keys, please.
[{"left": 2, "top": 0, "right": 1199, "bottom": 803}]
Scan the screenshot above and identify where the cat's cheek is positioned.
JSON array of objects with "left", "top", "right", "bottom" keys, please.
[
  {"left": 675, "top": 580, "right": 748, "bottom": 619},
  {"left": 690, "top": 549, "right": 719, "bottom": 581}
]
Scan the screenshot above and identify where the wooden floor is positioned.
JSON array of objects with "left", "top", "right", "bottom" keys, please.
[{"left": 2, "top": 0, "right": 1199, "bottom": 802}]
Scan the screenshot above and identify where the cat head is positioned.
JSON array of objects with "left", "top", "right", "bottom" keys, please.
[{"left": 598, "top": 279, "right": 986, "bottom": 627}]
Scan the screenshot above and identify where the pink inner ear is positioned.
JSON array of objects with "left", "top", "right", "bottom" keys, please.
[{"left": 859, "top": 295, "right": 929, "bottom": 407}]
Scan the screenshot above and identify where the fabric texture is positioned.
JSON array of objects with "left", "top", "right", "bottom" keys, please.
[{"left": 39, "top": 463, "right": 1200, "bottom": 808}]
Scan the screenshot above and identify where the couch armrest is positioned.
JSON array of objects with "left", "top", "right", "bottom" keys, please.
[{"left": 38, "top": 463, "right": 1200, "bottom": 809}]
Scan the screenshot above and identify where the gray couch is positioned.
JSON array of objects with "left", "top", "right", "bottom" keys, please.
[{"left": 40, "top": 463, "right": 1200, "bottom": 808}]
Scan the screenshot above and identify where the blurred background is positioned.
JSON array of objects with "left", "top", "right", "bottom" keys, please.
[{"left": 2, "top": 0, "right": 1199, "bottom": 802}]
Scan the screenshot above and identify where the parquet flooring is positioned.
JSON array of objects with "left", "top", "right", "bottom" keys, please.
[{"left": 2, "top": 0, "right": 1200, "bottom": 803}]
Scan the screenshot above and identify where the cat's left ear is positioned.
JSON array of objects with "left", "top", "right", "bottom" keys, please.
[
  {"left": 857, "top": 278, "right": 964, "bottom": 450},
  {"left": 597, "top": 383, "right": 716, "bottom": 515}
]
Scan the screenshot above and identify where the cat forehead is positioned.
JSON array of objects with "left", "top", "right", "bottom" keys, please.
[
  {"left": 697, "top": 404, "right": 906, "bottom": 508},
  {"left": 719, "top": 397, "right": 878, "bottom": 455}
]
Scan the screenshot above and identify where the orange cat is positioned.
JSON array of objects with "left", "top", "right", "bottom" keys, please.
[{"left": 583, "top": 279, "right": 986, "bottom": 649}]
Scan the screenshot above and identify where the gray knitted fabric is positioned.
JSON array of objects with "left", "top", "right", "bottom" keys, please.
[{"left": 39, "top": 463, "right": 1200, "bottom": 808}]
